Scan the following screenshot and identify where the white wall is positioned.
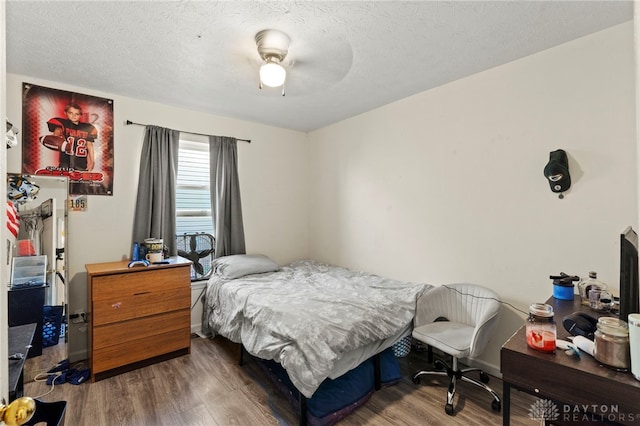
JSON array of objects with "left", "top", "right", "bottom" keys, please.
[
  {"left": 307, "top": 22, "right": 637, "bottom": 374},
  {"left": 5, "top": 76, "right": 310, "bottom": 360},
  {"left": 636, "top": 0, "right": 640, "bottom": 256}
]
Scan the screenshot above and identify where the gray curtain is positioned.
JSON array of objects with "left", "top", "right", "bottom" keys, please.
[
  {"left": 132, "top": 125, "right": 180, "bottom": 256},
  {"left": 209, "top": 135, "right": 245, "bottom": 257}
]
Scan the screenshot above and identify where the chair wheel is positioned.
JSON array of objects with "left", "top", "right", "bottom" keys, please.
[
  {"left": 492, "top": 400, "right": 501, "bottom": 412},
  {"left": 412, "top": 375, "right": 421, "bottom": 385},
  {"left": 434, "top": 359, "right": 446, "bottom": 370},
  {"left": 480, "top": 371, "right": 490, "bottom": 383},
  {"left": 445, "top": 403, "right": 454, "bottom": 415}
]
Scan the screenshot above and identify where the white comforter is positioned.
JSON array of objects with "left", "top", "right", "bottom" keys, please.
[{"left": 203, "top": 259, "right": 429, "bottom": 397}]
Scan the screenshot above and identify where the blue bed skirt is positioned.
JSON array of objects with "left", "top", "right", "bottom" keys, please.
[{"left": 256, "top": 347, "right": 401, "bottom": 425}]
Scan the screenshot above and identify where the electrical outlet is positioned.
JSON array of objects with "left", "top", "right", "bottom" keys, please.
[{"left": 70, "top": 311, "right": 86, "bottom": 324}]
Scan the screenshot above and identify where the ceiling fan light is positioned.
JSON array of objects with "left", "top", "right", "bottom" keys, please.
[{"left": 260, "top": 62, "right": 286, "bottom": 87}]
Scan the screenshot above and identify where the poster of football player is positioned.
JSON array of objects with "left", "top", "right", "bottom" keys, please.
[{"left": 21, "top": 82, "right": 114, "bottom": 196}]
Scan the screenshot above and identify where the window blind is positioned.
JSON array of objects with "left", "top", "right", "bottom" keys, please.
[{"left": 176, "top": 139, "right": 214, "bottom": 236}]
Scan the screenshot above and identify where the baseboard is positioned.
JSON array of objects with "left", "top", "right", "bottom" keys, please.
[
  {"left": 191, "top": 323, "right": 202, "bottom": 335},
  {"left": 427, "top": 344, "right": 502, "bottom": 379},
  {"left": 462, "top": 357, "right": 501, "bottom": 379}
]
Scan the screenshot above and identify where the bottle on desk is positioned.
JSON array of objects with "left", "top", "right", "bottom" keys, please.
[
  {"left": 578, "top": 271, "right": 608, "bottom": 306},
  {"left": 131, "top": 242, "right": 140, "bottom": 261}
]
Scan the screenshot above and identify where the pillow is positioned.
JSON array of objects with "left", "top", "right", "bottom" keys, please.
[{"left": 213, "top": 254, "right": 280, "bottom": 279}]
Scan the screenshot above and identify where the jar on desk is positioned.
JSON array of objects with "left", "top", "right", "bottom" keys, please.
[
  {"left": 594, "top": 317, "right": 630, "bottom": 371},
  {"left": 526, "top": 303, "right": 556, "bottom": 353}
]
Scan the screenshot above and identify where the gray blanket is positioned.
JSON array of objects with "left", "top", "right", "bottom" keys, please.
[{"left": 204, "top": 259, "right": 429, "bottom": 397}]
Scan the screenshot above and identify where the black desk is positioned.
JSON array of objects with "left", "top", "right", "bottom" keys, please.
[
  {"left": 9, "top": 323, "right": 36, "bottom": 401},
  {"left": 501, "top": 297, "right": 640, "bottom": 425}
]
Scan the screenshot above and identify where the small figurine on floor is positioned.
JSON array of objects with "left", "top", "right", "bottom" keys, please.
[{"left": 0, "top": 397, "right": 35, "bottom": 426}]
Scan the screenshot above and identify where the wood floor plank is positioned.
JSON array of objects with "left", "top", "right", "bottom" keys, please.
[
  {"left": 24, "top": 335, "right": 540, "bottom": 425},
  {"left": 159, "top": 402, "right": 220, "bottom": 426}
]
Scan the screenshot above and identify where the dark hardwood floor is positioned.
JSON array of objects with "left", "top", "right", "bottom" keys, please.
[{"left": 24, "top": 335, "right": 540, "bottom": 425}]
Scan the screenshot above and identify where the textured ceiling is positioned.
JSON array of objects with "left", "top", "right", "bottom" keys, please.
[{"left": 5, "top": 1, "right": 633, "bottom": 132}]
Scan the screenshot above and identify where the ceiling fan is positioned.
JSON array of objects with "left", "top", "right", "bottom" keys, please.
[
  {"left": 255, "top": 29, "right": 290, "bottom": 96},
  {"left": 231, "top": 27, "right": 351, "bottom": 97}
]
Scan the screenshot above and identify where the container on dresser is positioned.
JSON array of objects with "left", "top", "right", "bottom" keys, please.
[{"left": 85, "top": 256, "right": 192, "bottom": 382}]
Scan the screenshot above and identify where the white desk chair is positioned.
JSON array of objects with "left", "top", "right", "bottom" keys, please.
[{"left": 412, "top": 283, "right": 502, "bottom": 415}]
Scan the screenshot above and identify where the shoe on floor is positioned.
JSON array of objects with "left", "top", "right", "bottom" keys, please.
[
  {"left": 67, "top": 368, "right": 90, "bottom": 385},
  {"left": 47, "top": 359, "right": 70, "bottom": 374}
]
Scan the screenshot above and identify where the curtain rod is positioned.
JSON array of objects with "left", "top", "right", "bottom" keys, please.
[{"left": 125, "top": 120, "right": 251, "bottom": 143}]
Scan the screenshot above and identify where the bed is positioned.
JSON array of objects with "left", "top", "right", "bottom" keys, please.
[{"left": 203, "top": 255, "right": 430, "bottom": 425}]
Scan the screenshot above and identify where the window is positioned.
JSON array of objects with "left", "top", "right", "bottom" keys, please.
[{"left": 176, "top": 137, "right": 214, "bottom": 237}]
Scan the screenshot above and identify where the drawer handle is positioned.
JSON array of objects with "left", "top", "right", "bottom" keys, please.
[
  {"left": 112, "top": 302, "right": 121, "bottom": 309},
  {"left": 133, "top": 291, "right": 151, "bottom": 296}
]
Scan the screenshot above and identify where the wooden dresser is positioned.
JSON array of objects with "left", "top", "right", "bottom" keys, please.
[{"left": 86, "top": 256, "right": 192, "bottom": 382}]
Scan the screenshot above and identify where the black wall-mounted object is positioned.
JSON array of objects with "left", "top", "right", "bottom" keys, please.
[{"left": 544, "top": 149, "right": 571, "bottom": 197}]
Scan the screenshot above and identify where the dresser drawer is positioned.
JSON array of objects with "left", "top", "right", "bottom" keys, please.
[
  {"left": 92, "top": 267, "right": 189, "bottom": 301},
  {"left": 92, "top": 327, "right": 190, "bottom": 374},
  {"left": 92, "top": 287, "right": 189, "bottom": 326},
  {"left": 92, "top": 309, "right": 189, "bottom": 350}
]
